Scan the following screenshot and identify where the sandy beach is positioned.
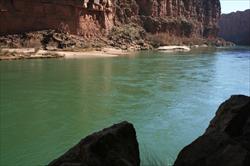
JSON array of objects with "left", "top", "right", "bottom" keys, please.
[{"left": 0, "top": 47, "right": 132, "bottom": 60}]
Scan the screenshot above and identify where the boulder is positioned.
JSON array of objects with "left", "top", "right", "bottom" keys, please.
[
  {"left": 157, "top": 46, "right": 191, "bottom": 52},
  {"left": 48, "top": 121, "right": 140, "bottom": 166},
  {"left": 174, "top": 95, "right": 250, "bottom": 166}
]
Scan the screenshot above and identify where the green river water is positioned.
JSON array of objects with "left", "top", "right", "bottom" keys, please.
[{"left": 0, "top": 48, "right": 250, "bottom": 166}]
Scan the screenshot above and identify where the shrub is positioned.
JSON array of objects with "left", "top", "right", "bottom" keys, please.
[
  {"left": 147, "top": 33, "right": 206, "bottom": 47},
  {"left": 108, "top": 23, "right": 146, "bottom": 44}
]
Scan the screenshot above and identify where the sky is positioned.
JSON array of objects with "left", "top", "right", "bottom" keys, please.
[{"left": 220, "top": 0, "right": 250, "bottom": 13}]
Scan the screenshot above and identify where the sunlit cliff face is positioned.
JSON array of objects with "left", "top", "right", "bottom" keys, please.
[
  {"left": 0, "top": 0, "right": 220, "bottom": 38},
  {"left": 0, "top": 0, "right": 114, "bottom": 36},
  {"left": 114, "top": 0, "right": 221, "bottom": 37}
]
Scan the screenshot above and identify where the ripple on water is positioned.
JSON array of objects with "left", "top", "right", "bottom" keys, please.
[{"left": 0, "top": 48, "right": 250, "bottom": 166}]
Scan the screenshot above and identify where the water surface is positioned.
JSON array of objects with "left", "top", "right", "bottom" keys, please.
[{"left": 0, "top": 47, "right": 249, "bottom": 165}]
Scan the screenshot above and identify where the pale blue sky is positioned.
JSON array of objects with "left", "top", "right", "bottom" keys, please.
[{"left": 221, "top": 0, "right": 250, "bottom": 13}]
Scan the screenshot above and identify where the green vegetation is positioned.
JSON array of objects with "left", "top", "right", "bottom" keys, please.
[
  {"left": 147, "top": 33, "right": 206, "bottom": 47},
  {"left": 108, "top": 23, "right": 146, "bottom": 48}
]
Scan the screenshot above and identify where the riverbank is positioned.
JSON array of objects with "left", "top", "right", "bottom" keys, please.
[
  {"left": 0, "top": 45, "right": 213, "bottom": 60},
  {"left": 0, "top": 47, "right": 133, "bottom": 60},
  {"left": 0, "top": 45, "right": 208, "bottom": 61},
  {"left": 0, "top": 30, "right": 234, "bottom": 61}
]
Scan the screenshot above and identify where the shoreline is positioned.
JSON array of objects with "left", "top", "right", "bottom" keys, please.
[
  {"left": 0, "top": 47, "right": 133, "bottom": 61},
  {"left": 0, "top": 29, "right": 235, "bottom": 61},
  {"left": 0, "top": 44, "right": 235, "bottom": 61}
]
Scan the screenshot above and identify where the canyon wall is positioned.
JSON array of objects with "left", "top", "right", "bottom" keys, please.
[
  {"left": 0, "top": 0, "right": 113, "bottom": 37},
  {"left": 219, "top": 9, "right": 250, "bottom": 45},
  {"left": 0, "top": 0, "right": 221, "bottom": 39},
  {"left": 115, "top": 0, "right": 221, "bottom": 38}
]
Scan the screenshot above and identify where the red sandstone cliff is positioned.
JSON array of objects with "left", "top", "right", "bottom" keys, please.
[
  {"left": 115, "top": 0, "right": 221, "bottom": 38},
  {"left": 0, "top": 0, "right": 222, "bottom": 48},
  {"left": 0, "top": 0, "right": 114, "bottom": 37},
  {"left": 219, "top": 9, "right": 250, "bottom": 46}
]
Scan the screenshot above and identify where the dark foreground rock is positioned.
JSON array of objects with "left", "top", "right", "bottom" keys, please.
[
  {"left": 48, "top": 121, "right": 140, "bottom": 166},
  {"left": 174, "top": 95, "right": 250, "bottom": 166}
]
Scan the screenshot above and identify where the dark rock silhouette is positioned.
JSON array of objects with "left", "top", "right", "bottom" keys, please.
[
  {"left": 49, "top": 95, "right": 250, "bottom": 166},
  {"left": 219, "top": 9, "right": 250, "bottom": 45},
  {"left": 48, "top": 121, "right": 140, "bottom": 166},
  {"left": 174, "top": 95, "right": 250, "bottom": 166}
]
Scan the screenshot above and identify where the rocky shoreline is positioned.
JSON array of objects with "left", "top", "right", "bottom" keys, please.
[
  {"left": 0, "top": 30, "right": 233, "bottom": 61},
  {"left": 48, "top": 95, "right": 250, "bottom": 166}
]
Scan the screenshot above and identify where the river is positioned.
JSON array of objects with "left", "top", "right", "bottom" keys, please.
[{"left": 0, "top": 47, "right": 249, "bottom": 165}]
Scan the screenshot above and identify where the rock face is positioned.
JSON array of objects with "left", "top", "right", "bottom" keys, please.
[
  {"left": 116, "top": 0, "right": 221, "bottom": 38},
  {"left": 0, "top": 0, "right": 221, "bottom": 39},
  {"left": 174, "top": 95, "right": 250, "bottom": 166},
  {"left": 0, "top": 0, "right": 114, "bottom": 37},
  {"left": 219, "top": 9, "right": 250, "bottom": 45},
  {"left": 48, "top": 121, "right": 140, "bottom": 166}
]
